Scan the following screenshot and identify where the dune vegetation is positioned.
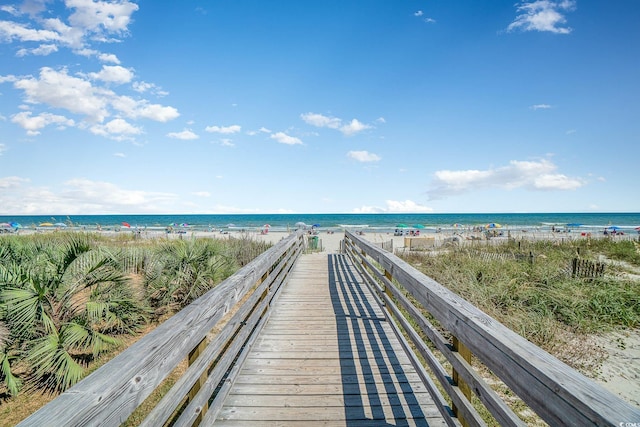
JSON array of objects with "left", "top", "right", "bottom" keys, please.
[
  {"left": 398, "top": 237, "right": 640, "bottom": 368},
  {"left": 0, "top": 232, "right": 271, "bottom": 403}
]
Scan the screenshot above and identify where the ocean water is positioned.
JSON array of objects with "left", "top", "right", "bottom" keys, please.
[{"left": 1, "top": 213, "right": 639, "bottom": 234}]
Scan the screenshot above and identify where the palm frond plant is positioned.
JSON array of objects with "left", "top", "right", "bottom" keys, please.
[
  {"left": 144, "top": 239, "right": 237, "bottom": 315},
  {"left": 0, "top": 234, "right": 148, "bottom": 394},
  {"left": 0, "top": 321, "right": 22, "bottom": 396}
]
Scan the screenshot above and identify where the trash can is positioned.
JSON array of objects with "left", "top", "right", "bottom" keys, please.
[{"left": 309, "top": 236, "right": 318, "bottom": 250}]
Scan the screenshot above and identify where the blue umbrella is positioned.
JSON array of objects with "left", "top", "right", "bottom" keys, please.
[
  {"left": 607, "top": 226, "right": 620, "bottom": 230},
  {"left": 566, "top": 223, "right": 582, "bottom": 227}
]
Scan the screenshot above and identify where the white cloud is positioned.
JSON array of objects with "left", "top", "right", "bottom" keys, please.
[
  {"left": 0, "top": 74, "right": 17, "bottom": 83},
  {"left": 205, "top": 124, "right": 241, "bottom": 134},
  {"left": 14, "top": 67, "right": 111, "bottom": 121},
  {"left": 11, "top": 111, "right": 74, "bottom": 135},
  {"left": 124, "top": 101, "right": 179, "bottom": 122},
  {"left": 66, "top": 0, "right": 139, "bottom": 34},
  {"left": 0, "top": 0, "right": 138, "bottom": 59},
  {"left": 414, "top": 11, "right": 424, "bottom": 17},
  {"left": 508, "top": 0, "right": 576, "bottom": 34},
  {"left": 0, "top": 143, "right": 6, "bottom": 155},
  {"left": 301, "top": 112, "right": 372, "bottom": 136},
  {"left": 271, "top": 132, "right": 302, "bottom": 145},
  {"left": 89, "top": 65, "right": 133, "bottom": 84},
  {"left": 427, "top": 159, "right": 584, "bottom": 199},
  {"left": 0, "top": 0, "right": 138, "bottom": 54},
  {"left": 167, "top": 129, "right": 199, "bottom": 140},
  {"left": 57, "top": 178, "right": 178, "bottom": 214},
  {"left": 347, "top": 150, "right": 381, "bottom": 162},
  {"left": 131, "top": 80, "right": 167, "bottom": 96},
  {"left": 90, "top": 118, "right": 142, "bottom": 139},
  {"left": 114, "top": 152, "right": 126, "bottom": 158},
  {"left": 300, "top": 112, "right": 341, "bottom": 129},
  {"left": 14, "top": 67, "right": 177, "bottom": 125},
  {"left": 219, "top": 138, "right": 234, "bottom": 147},
  {"left": 340, "top": 119, "right": 371, "bottom": 136},
  {"left": 376, "top": 117, "right": 386, "bottom": 123},
  {"left": 0, "top": 176, "right": 29, "bottom": 189},
  {"left": 1, "top": 5, "right": 20, "bottom": 16},
  {"left": 354, "top": 200, "right": 433, "bottom": 213},
  {"left": 98, "top": 52, "right": 120, "bottom": 63},
  {"left": 16, "top": 43, "right": 58, "bottom": 56},
  {"left": 0, "top": 20, "right": 60, "bottom": 43},
  {"left": 530, "top": 103, "right": 552, "bottom": 110}
]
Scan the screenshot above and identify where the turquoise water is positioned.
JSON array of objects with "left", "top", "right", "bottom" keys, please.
[{"left": 1, "top": 213, "right": 639, "bottom": 234}]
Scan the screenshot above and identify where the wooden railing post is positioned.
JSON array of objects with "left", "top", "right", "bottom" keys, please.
[
  {"left": 452, "top": 336, "right": 472, "bottom": 427},
  {"left": 188, "top": 338, "right": 209, "bottom": 425},
  {"left": 384, "top": 269, "right": 392, "bottom": 298}
]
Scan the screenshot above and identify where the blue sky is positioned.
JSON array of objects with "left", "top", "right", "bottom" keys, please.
[{"left": 0, "top": 0, "right": 638, "bottom": 215}]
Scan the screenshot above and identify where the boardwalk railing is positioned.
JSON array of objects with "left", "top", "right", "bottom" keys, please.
[
  {"left": 18, "top": 231, "right": 306, "bottom": 427},
  {"left": 343, "top": 230, "right": 640, "bottom": 427}
]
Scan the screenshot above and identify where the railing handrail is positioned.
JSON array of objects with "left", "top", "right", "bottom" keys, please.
[
  {"left": 343, "top": 230, "right": 640, "bottom": 427},
  {"left": 17, "top": 231, "right": 306, "bottom": 427}
]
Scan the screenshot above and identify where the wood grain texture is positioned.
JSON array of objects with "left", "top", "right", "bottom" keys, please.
[
  {"left": 211, "top": 253, "right": 450, "bottom": 427},
  {"left": 344, "top": 230, "right": 640, "bottom": 427}
]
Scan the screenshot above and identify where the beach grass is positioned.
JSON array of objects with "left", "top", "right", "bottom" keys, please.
[
  {"left": 0, "top": 231, "right": 272, "bottom": 425},
  {"left": 396, "top": 237, "right": 640, "bottom": 425},
  {"left": 400, "top": 238, "right": 640, "bottom": 342}
]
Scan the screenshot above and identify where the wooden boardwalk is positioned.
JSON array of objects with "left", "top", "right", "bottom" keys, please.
[{"left": 213, "top": 252, "right": 450, "bottom": 426}]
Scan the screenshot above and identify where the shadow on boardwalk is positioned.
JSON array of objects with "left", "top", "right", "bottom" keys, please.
[{"left": 328, "top": 254, "right": 438, "bottom": 426}]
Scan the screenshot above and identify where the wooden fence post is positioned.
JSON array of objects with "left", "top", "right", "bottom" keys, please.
[
  {"left": 188, "top": 338, "right": 209, "bottom": 425},
  {"left": 452, "top": 336, "right": 472, "bottom": 427}
]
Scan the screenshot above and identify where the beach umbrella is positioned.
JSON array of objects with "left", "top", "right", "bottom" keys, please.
[
  {"left": 453, "top": 223, "right": 463, "bottom": 228},
  {"left": 263, "top": 224, "right": 271, "bottom": 228},
  {"left": 312, "top": 224, "right": 321, "bottom": 227},
  {"left": 122, "top": 222, "right": 131, "bottom": 228},
  {"left": 39, "top": 222, "right": 54, "bottom": 227},
  {"left": 0, "top": 222, "right": 11, "bottom": 228},
  {"left": 226, "top": 223, "right": 236, "bottom": 227},
  {"left": 180, "top": 223, "right": 189, "bottom": 227},
  {"left": 607, "top": 226, "right": 620, "bottom": 231},
  {"left": 486, "top": 223, "right": 502, "bottom": 229},
  {"left": 412, "top": 224, "right": 425, "bottom": 229},
  {"left": 566, "top": 223, "right": 582, "bottom": 227},
  {"left": 396, "top": 224, "right": 408, "bottom": 228},
  {"left": 295, "top": 222, "right": 306, "bottom": 227},
  {"left": 9, "top": 222, "right": 22, "bottom": 228},
  {"left": 54, "top": 222, "right": 67, "bottom": 227}
]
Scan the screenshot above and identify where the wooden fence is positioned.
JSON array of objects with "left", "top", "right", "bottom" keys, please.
[
  {"left": 17, "top": 231, "right": 306, "bottom": 427},
  {"left": 571, "top": 257, "right": 606, "bottom": 279},
  {"left": 343, "top": 230, "right": 640, "bottom": 427}
]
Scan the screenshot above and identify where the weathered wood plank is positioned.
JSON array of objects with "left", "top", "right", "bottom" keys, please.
[
  {"left": 211, "top": 252, "right": 450, "bottom": 426},
  {"left": 224, "top": 392, "right": 436, "bottom": 407},
  {"left": 211, "top": 420, "right": 447, "bottom": 427},
  {"left": 345, "top": 230, "right": 640, "bottom": 427},
  {"left": 215, "top": 404, "right": 439, "bottom": 421},
  {"left": 18, "top": 232, "right": 305, "bottom": 427}
]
